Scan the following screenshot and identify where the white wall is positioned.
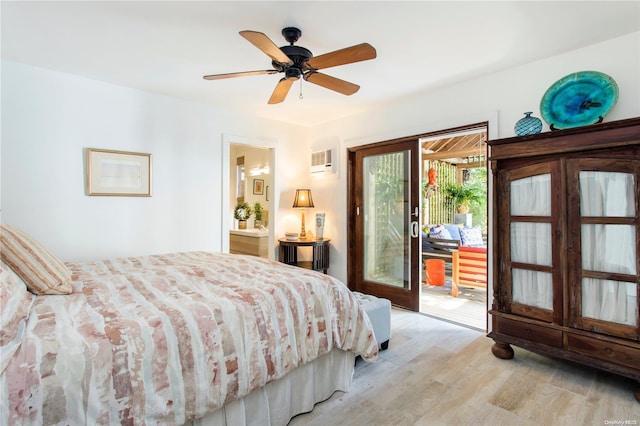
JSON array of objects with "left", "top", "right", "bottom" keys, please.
[
  {"left": 308, "top": 32, "right": 640, "bottom": 284},
  {"left": 1, "top": 60, "right": 307, "bottom": 261}
]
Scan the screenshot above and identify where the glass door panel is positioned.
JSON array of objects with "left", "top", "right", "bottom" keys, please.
[
  {"left": 581, "top": 224, "right": 637, "bottom": 275},
  {"left": 512, "top": 269, "right": 553, "bottom": 310},
  {"left": 582, "top": 278, "right": 637, "bottom": 326},
  {"left": 349, "top": 138, "right": 421, "bottom": 311},
  {"left": 363, "top": 152, "right": 410, "bottom": 288},
  {"left": 510, "top": 174, "right": 551, "bottom": 216},
  {"left": 579, "top": 171, "right": 635, "bottom": 217},
  {"left": 510, "top": 222, "right": 552, "bottom": 266}
]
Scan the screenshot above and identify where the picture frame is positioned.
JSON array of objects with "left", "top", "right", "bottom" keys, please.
[
  {"left": 266, "top": 185, "right": 269, "bottom": 201},
  {"left": 86, "top": 148, "right": 152, "bottom": 196},
  {"left": 253, "top": 179, "right": 264, "bottom": 195}
]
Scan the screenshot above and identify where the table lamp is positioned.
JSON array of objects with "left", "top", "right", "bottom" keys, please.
[{"left": 292, "top": 189, "right": 314, "bottom": 239}]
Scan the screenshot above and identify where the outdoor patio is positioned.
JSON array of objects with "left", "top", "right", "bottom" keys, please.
[{"left": 420, "top": 272, "right": 487, "bottom": 331}]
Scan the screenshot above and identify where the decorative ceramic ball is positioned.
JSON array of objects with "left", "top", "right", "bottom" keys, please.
[{"left": 514, "top": 112, "right": 543, "bottom": 136}]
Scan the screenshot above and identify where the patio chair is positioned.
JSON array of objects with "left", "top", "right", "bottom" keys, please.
[{"left": 452, "top": 246, "right": 487, "bottom": 297}]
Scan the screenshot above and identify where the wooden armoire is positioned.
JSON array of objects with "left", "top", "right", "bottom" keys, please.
[{"left": 487, "top": 117, "right": 640, "bottom": 402}]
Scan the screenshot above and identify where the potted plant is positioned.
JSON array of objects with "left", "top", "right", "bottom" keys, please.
[
  {"left": 233, "top": 201, "right": 253, "bottom": 229},
  {"left": 443, "top": 181, "right": 483, "bottom": 214},
  {"left": 253, "top": 202, "right": 264, "bottom": 228}
]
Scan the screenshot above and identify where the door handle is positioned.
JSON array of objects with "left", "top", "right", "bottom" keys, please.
[{"left": 411, "top": 221, "right": 420, "bottom": 238}]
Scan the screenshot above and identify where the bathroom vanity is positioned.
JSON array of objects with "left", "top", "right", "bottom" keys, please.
[{"left": 229, "top": 229, "right": 269, "bottom": 258}]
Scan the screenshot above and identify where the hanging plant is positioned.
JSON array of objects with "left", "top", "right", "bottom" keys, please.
[{"left": 443, "top": 182, "right": 483, "bottom": 214}]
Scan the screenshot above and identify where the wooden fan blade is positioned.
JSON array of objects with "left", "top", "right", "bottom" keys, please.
[
  {"left": 203, "top": 70, "right": 278, "bottom": 80},
  {"left": 268, "top": 78, "right": 295, "bottom": 104},
  {"left": 240, "top": 30, "right": 293, "bottom": 65},
  {"left": 307, "top": 43, "right": 376, "bottom": 70},
  {"left": 305, "top": 72, "right": 360, "bottom": 96}
]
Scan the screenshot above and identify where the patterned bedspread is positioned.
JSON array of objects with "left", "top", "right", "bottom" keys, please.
[{"left": 1, "top": 251, "right": 377, "bottom": 425}]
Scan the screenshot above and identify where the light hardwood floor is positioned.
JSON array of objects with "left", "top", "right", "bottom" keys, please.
[{"left": 290, "top": 308, "right": 640, "bottom": 426}]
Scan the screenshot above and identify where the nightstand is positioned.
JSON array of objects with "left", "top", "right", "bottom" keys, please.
[{"left": 278, "top": 238, "right": 330, "bottom": 274}]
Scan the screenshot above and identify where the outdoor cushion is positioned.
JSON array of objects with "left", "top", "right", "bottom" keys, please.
[
  {"left": 444, "top": 224, "right": 462, "bottom": 242},
  {"left": 429, "top": 225, "right": 453, "bottom": 240},
  {"left": 460, "top": 226, "right": 484, "bottom": 247}
]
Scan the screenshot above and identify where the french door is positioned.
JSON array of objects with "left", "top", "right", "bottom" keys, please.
[{"left": 348, "top": 138, "right": 421, "bottom": 311}]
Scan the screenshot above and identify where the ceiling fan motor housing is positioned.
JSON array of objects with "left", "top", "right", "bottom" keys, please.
[
  {"left": 274, "top": 45, "right": 313, "bottom": 78},
  {"left": 285, "top": 67, "right": 302, "bottom": 80}
]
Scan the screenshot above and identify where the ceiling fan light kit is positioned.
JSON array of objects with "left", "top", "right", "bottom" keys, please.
[{"left": 203, "top": 27, "right": 376, "bottom": 104}]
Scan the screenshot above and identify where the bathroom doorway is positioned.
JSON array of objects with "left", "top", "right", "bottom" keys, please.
[
  {"left": 221, "top": 134, "right": 276, "bottom": 259},
  {"left": 228, "top": 143, "right": 273, "bottom": 258}
]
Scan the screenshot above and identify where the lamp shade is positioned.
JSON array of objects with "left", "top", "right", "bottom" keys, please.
[{"left": 292, "top": 189, "right": 314, "bottom": 208}]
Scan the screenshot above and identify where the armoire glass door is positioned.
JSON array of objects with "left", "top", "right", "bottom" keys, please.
[
  {"left": 568, "top": 159, "right": 639, "bottom": 340},
  {"left": 498, "top": 161, "right": 564, "bottom": 323}
]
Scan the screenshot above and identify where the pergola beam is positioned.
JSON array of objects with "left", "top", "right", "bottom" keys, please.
[{"left": 422, "top": 147, "right": 485, "bottom": 162}]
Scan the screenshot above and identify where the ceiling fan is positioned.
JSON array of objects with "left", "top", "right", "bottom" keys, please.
[{"left": 203, "top": 27, "right": 377, "bottom": 104}]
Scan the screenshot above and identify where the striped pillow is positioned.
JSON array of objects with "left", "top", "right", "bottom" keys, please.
[{"left": 0, "top": 224, "right": 72, "bottom": 295}]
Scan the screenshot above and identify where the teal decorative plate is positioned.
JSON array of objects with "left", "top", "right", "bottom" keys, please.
[{"left": 540, "top": 71, "right": 618, "bottom": 130}]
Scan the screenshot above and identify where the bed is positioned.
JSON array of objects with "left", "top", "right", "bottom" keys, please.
[{"left": 0, "top": 224, "right": 378, "bottom": 425}]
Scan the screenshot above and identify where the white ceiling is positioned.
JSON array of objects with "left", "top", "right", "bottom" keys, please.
[{"left": 2, "top": 1, "right": 639, "bottom": 127}]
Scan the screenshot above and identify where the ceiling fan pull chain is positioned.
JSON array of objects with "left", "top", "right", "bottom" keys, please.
[{"left": 299, "top": 77, "right": 304, "bottom": 99}]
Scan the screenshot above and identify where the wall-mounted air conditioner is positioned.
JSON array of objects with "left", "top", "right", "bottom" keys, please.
[{"left": 311, "top": 149, "right": 334, "bottom": 174}]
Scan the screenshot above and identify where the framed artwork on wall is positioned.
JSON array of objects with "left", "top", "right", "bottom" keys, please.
[
  {"left": 86, "top": 148, "right": 152, "bottom": 196},
  {"left": 253, "top": 179, "right": 264, "bottom": 195}
]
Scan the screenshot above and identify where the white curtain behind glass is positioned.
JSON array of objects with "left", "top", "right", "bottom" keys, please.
[
  {"left": 579, "top": 171, "right": 637, "bottom": 327},
  {"left": 581, "top": 224, "right": 636, "bottom": 274},
  {"left": 511, "top": 223, "right": 552, "bottom": 266},
  {"left": 511, "top": 174, "right": 551, "bottom": 216},
  {"left": 512, "top": 269, "right": 553, "bottom": 309},
  {"left": 580, "top": 172, "right": 635, "bottom": 217},
  {"left": 582, "top": 278, "right": 637, "bottom": 325},
  {"left": 510, "top": 175, "right": 553, "bottom": 309}
]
